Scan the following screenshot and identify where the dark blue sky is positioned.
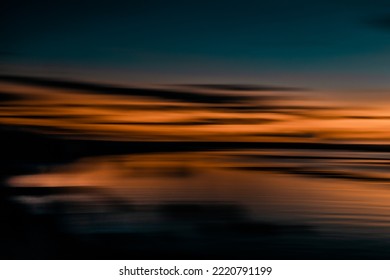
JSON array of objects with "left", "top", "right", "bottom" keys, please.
[{"left": 1, "top": 0, "right": 390, "bottom": 89}]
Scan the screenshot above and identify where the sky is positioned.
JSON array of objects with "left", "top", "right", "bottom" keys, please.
[{"left": 1, "top": 0, "right": 390, "bottom": 90}]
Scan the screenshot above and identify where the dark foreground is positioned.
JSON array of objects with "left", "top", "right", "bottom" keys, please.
[{"left": 2, "top": 126, "right": 390, "bottom": 259}]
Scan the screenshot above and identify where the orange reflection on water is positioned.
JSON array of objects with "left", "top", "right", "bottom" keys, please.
[{"left": 7, "top": 150, "right": 390, "bottom": 238}]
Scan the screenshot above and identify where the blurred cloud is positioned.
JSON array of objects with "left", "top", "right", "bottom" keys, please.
[
  {"left": 0, "top": 91, "right": 24, "bottom": 102},
  {"left": 0, "top": 75, "right": 257, "bottom": 104},
  {"left": 364, "top": 14, "right": 390, "bottom": 30},
  {"left": 179, "top": 84, "right": 308, "bottom": 92}
]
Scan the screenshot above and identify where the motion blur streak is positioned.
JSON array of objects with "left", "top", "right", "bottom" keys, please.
[
  {"left": 1, "top": 75, "right": 390, "bottom": 259},
  {"left": 1, "top": 77, "right": 390, "bottom": 143}
]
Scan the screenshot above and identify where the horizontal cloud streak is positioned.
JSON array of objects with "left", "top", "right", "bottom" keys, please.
[
  {"left": 0, "top": 75, "right": 259, "bottom": 104},
  {"left": 179, "top": 84, "right": 308, "bottom": 92}
]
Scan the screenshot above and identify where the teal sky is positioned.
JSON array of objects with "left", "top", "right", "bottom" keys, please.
[{"left": 1, "top": 0, "right": 390, "bottom": 90}]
